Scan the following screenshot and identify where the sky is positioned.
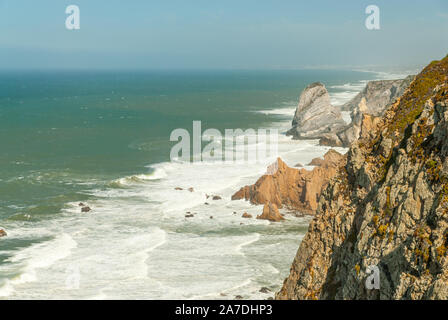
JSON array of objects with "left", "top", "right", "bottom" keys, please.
[{"left": 0, "top": 0, "right": 447, "bottom": 70}]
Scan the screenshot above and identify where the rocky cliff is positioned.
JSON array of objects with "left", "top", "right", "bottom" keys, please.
[
  {"left": 276, "top": 55, "right": 448, "bottom": 300},
  {"left": 340, "top": 76, "right": 415, "bottom": 113},
  {"left": 320, "top": 77, "right": 414, "bottom": 147},
  {"left": 287, "top": 83, "right": 346, "bottom": 140},
  {"left": 288, "top": 78, "right": 413, "bottom": 147},
  {"left": 232, "top": 150, "right": 345, "bottom": 215}
]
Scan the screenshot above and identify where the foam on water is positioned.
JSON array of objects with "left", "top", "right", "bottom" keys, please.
[
  {"left": 0, "top": 128, "right": 329, "bottom": 299},
  {"left": 0, "top": 233, "right": 77, "bottom": 297},
  {"left": 0, "top": 70, "right": 404, "bottom": 299}
]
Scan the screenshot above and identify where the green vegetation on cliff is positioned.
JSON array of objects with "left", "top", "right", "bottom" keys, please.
[{"left": 277, "top": 54, "right": 448, "bottom": 300}]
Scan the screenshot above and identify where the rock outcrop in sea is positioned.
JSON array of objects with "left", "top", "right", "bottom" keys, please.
[
  {"left": 287, "top": 78, "right": 414, "bottom": 147},
  {"left": 257, "top": 202, "right": 284, "bottom": 222},
  {"left": 276, "top": 55, "right": 448, "bottom": 300},
  {"left": 232, "top": 150, "right": 345, "bottom": 215},
  {"left": 286, "top": 83, "right": 346, "bottom": 140}
]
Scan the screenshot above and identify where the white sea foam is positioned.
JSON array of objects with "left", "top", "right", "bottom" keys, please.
[
  {"left": 1, "top": 132, "right": 329, "bottom": 299},
  {"left": 0, "top": 233, "right": 77, "bottom": 297},
  {"left": 3, "top": 70, "right": 407, "bottom": 299},
  {"left": 111, "top": 168, "right": 168, "bottom": 187}
]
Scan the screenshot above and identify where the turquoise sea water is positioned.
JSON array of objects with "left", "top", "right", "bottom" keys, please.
[
  {"left": 0, "top": 69, "right": 380, "bottom": 298},
  {"left": 0, "top": 70, "right": 376, "bottom": 221}
]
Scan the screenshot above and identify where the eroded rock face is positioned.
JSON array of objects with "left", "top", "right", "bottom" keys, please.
[
  {"left": 232, "top": 151, "right": 345, "bottom": 214},
  {"left": 320, "top": 77, "right": 414, "bottom": 147},
  {"left": 257, "top": 202, "right": 284, "bottom": 222},
  {"left": 307, "top": 149, "right": 343, "bottom": 167},
  {"left": 277, "top": 55, "right": 448, "bottom": 300},
  {"left": 287, "top": 83, "right": 346, "bottom": 140},
  {"left": 340, "top": 76, "right": 415, "bottom": 113}
]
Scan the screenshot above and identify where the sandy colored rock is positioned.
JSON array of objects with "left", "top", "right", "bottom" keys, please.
[
  {"left": 307, "top": 149, "right": 343, "bottom": 167},
  {"left": 257, "top": 202, "right": 284, "bottom": 222},
  {"left": 0, "top": 229, "right": 7, "bottom": 237},
  {"left": 232, "top": 150, "right": 345, "bottom": 214},
  {"left": 242, "top": 212, "right": 252, "bottom": 219}
]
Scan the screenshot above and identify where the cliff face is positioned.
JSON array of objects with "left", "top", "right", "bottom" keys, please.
[
  {"left": 321, "top": 77, "right": 415, "bottom": 147},
  {"left": 287, "top": 83, "right": 346, "bottom": 140},
  {"left": 232, "top": 151, "right": 345, "bottom": 215},
  {"left": 277, "top": 55, "right": 448, "bottom": 300},
  {"left": 341, "top": 76, "right": 415, "bottom": 113}
]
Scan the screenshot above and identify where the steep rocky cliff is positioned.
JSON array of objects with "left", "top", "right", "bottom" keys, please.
[
  {"left": 232, "top": 151, "right": 345, "bottom": 215},
  {"left": 321, "top": 77, "right": 414, "bottom": 147},
  {"left": 287, "top": 83, "right": 346, "bottom": 140},
  {"left": 340, "top": 76, "right": 415, "bottom": 112},
  {"left": 277, "top": 55, "right": 448, "bottom": 300}
]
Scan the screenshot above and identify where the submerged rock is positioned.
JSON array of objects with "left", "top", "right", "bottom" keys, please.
[
  {"left": 81, "top": 206, "right": 91, "bottom": 213},
  {"left": 242, "top": 212, "right": 252, "bottom": 219},
  {"left": 259, "top": 287, "right": 271, "bottom": 293},
  {"left": 0, "top": 229, "right": 7, "bottom": 237},
  {"left": 212, "top": 195, "right": 222, "bottom": 200}
]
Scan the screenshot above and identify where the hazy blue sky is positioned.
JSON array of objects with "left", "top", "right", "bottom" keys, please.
[{"left": 0, "top": 0, "right": 447, "bottom": 70}]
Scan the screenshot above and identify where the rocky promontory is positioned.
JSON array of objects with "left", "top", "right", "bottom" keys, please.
[
  {"left": 320, "top": 77, "right": 415, "bottom": 147},
  {"left": 340, "top": 76, "right": 415, "bottom": 113},
  {"left": 276, "top": 55, "right": 448, "bottom": 300},
  {"left": 287, "top": 78, "right": 414, "bottom": 148},
  {"left": 232, "top": 150, "right": 345, "bottom": 215},
  {"left": 286, "top": 83, "right": 346, "bottom": 140}
]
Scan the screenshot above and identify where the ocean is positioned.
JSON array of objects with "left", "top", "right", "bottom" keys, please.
[{"left": 0, "top": 69, "right": 401, "bottom": 299}]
